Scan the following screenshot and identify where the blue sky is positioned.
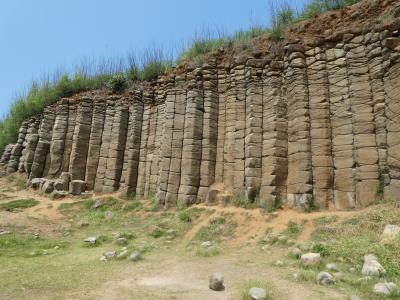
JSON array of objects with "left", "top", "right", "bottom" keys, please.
[{"left": 0, "top": 0, "right": 306, "bottom": 118}]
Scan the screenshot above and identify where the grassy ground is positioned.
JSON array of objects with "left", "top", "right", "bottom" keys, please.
[{"left": 0, "top": 176, "right": 399, "bottom": 299}]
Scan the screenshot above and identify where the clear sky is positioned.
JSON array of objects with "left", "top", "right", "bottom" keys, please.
[{"left": 0, "top": 0, "right": 306, "bottom": 119}]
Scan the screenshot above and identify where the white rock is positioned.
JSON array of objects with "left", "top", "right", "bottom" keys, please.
[
  {"left": 103, "top": 251, "right": 116, "bottom": 259},
  {"left": 326, "top": 263, "right": 339, "bottom": 272},
  {"left": 84, "top": 236, "right": 97, "bottom": 244},
  {"left": 301, "top": 253, "right": 321, "bottom": 266},
  {"left": 362, "top": 254, "right": 385, "bottom": 276},
  {"left": 201, "top": 241, "right": 212, "bottom": 248},
  {"left": 317, "top": 272, "right": 334, "bottom": 285},
  {"left": 373, "top": 282, "right": 397, "bottom": 295},
  {"left": 209, "top": 273, "right": 224, "bottom": 291},
  {"left": 129, "top": 251, "right": 142, "bottom": 262},
  {"left": 382, "top": 224, "right": 400, "bottom": 239},
  {"left": 249, "top": 287, "right": 267, "bottom": 300}
]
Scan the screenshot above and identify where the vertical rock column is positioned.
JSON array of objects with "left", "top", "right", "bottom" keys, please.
[
  {"left": 244, "top": 58, "right": 265, "bottom": 201},
  {"left": 326, "top": 42, "right": 356, "bottom": 209},
  {"left": 48, "top": 99, "right": 69, "bottom": 177},
  {"left": 7, "top": 122, "right": 28, "bottom": 172},
  {"left": 120, "top": 91, "right": 144, "bottom": 195},
  {"left": 156, "top": 77, "right": 175, "bottom": 205},
  {"left": 62, "top": 100, "right": 77, "bottom": 172},
  {"left": 366, "top": 31, "right": 388, "bottom": 196},
  {"left": 232, "top": 58, "right": 246, "bottom": 195},
  {"left": 214, "top": 64, "right": 227, "bottom": 182},
  {"left": 178, "top": 67, "right": 204, "bottom": 205},
  {"left": 260, "top": 59, "right": 288, "bottom": 206},
  {"left": 103, "top": 97, "right": 129, "bottom": 193},
  {"left": 22, "top": 118, "right": 40, "bottom": 174},
  {"left": 69, "top": 96, "right": 93, "bottom": 181},
  {"left": 30, "top": 107, "right": 56, "bottom": 180},
  {"left": 85, "top": 97, "right": 106, "bottom": 190},
  {"left": 144, "top": 104, "right": 158, "bottom": 197},
  {"left": 223, "top": 63, "right": 235, "bottom": 189},
  {"left": 383, "top": 33, "right": 400, "bottom": 199},
  {"left": 165, "top": 74, "right": 187, "bottom": 207},
  {"left": 345, "top": 34, "right": 378, "bottom": 207},
  {"left": 136, "top": 89, "right": 153, "bottom": 197},
  {"left": 7, "top": 122, "right": 29, "bottom": 173},
  {"left": 148, "top": 80, "right": 165, "bottom": 194},
  {"left": 284, "top": 43, "right": 313, "bottom": 207},
  {"left": 198, "top": 60, "right": 219, "bottom": 200},
  {"left": 306, "top": 46, "right": 334, "bottom": 209}
]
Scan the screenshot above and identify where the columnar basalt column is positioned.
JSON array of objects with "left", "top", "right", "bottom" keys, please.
[
  {"left": 7, "top": 122, "right": 29, "bottom": 173},
  {"left": 306, "top": 46, "right": 334, "bottom": 209},
  {"left": 232, "top": 58, "right": 246, "bottom": 196},
  {"left": 165, "top": 74, "right": 187, "bottom": 207},
  {"left": 345, "top": 34, "right": 378, "bottom": 208},
  {"left": 21, "top": 118, "right": 40, "bottom": 174},
  {"left": 103, "top": 97, "right": 129, "bottom": 193},
  {"left": 326, "top": 42, "right": 356, "bottom": 209},
  {"left": 69, "top": 96, "right": 93, "bottom": 181},
  {"left": 29, "top": 107, "right": 56, "bottom": 180},
  {"left": 156, "top": 77, "right": 175, "bottom": 206},
  {"left": 48, "top": 99, "right": 69, "bottom": 177},
  {"left": 198, "top": 60, "right": 219, "bottom": 200},
  {"left": 223, "top": 63, "right": 235, "bottom": 189},
  {"left": 215, "top": 64, "right": 227, "bottom": 182},
  {"left": 178, "top": 67, "right": 204, "bottom": 205},
  {"left": 61, "top": 99, "right": 77, "bottom": 173},
  {"left": 244, "top": 58, "right": 265, "bottom": 201},
  {"left": 284, "top": 43, "right": 313, "bottom": 208},
  {"left": 382, "top": 33, "right": 400, "bottom": 199},
  {"left": 120, "top": 90, "right": 144, "bottom": 195},
  {"left": 85, "top": 97, "right": 106, "bottom": 190},
  {"left": 94, "top": 98, "right": 116, "bottom": 192},
  {"left": 144, "top": 104, "right": 158, "bottom": 197},
  {"left": 136, "top": 89, "right": 153, "bottom": 197},
  {"left": 260, "top": 59, "right": 288, "bottom": 206}
]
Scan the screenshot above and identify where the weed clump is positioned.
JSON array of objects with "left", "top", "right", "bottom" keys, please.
[{"left": 0, "top": 199, "right": 39, "bottom": 212}]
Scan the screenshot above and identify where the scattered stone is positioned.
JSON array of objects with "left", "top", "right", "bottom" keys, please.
[
  {"left": 129, "top": 251, "right": 142, "bottom": 261},
  {"left": 362, "top": 254, "right": 385, "bottom": 276},
  {"left": 52, "top": 190, "right": 68, "bottom": 199},
  {"left": 249, "top": 287, "right": 267, "bottom": 300},
  {"left": 31, "top": 178, "right": 45, "bottom": 190},
  {"left": 382, "top": 224, "right": 400, "bottom": 239},
  {"left": 69, "top": 180, "right": 86, "bottom": 196},
  {"left": 373, "top": 282, "right": 397, "bottom": 295},
  {"left": 0, "top": 229, "right": 11, "bottom": 236},
  {"left": 201, "top": 241, "right": 212, "bottom": 248},
  {"left": 54, "top": 172, "right": 70, "bottom": 191},
  {"left": 300, "top": 253, "right": 321, "bottom": 267},
  {"left": 317, "top": 272, "right": 334, "bottom": 285},
  {"left": 41, "top": 180, "right": 54, "bottom": 194},
  {"left": 209, "top": 273, "right": 224, "bottom": 291},
  {"left": 275, "top": 260, "right": 284, "bottom": 267},
  {"left": 357, "top": 276, "right": 373, "bottom": 282},
  {"left": 116, "top": 237, "right": 127, "bottom": 246},
  {"left": 84, "top": 237, "right": 97, "bottom": 244},
  {"left": 100, "top": 256, "right": 107, "bottom": 262},
  {"left": 290, "top": 247, "right": 302, "bottom": 258},
  {"left": 326, "top": 263, "right": 339, "bottom": 272},
  {"left": 103, "top": 251, "right": 116, "bottom": 259},
  {"left": 105, "top": 211, "right": 114, "bottom": 219},
  {"left": 92, "top": 199, "right": 104, "bottom": 209},
  {"left": 77, "top": 220, "right": 89, "bottom": 227}
]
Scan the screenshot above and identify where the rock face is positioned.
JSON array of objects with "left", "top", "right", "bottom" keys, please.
[{"left": 2, "top": 11, "right": 400, "bottom": 209}]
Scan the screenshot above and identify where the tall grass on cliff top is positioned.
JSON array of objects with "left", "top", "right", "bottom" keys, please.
[
  {"left": 0, "top": 50, "right": 173, "bottom": 154},
  {"left": 0, "top": 0, "right": 360, "bottom": 154}
]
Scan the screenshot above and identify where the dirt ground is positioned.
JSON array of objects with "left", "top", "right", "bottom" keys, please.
[{"left": 0, "top": 175, "right": 359, "bottom": 300}]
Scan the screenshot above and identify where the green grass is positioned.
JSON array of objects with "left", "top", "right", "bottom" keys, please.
[
  {"left": 0, "top": 199, "right": 39, "bottom": 212},
  {"left": 0, "top": 233, "right": 68, "bottom": 257}
]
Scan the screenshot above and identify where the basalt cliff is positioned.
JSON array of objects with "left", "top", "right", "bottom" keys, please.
[{"left": 2, "top": 0, "right": 400, "bottom": 210}]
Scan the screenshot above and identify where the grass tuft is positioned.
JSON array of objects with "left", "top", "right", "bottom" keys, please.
[{"left": 0, "top": 199, "right": 39, "bottom": 212}]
